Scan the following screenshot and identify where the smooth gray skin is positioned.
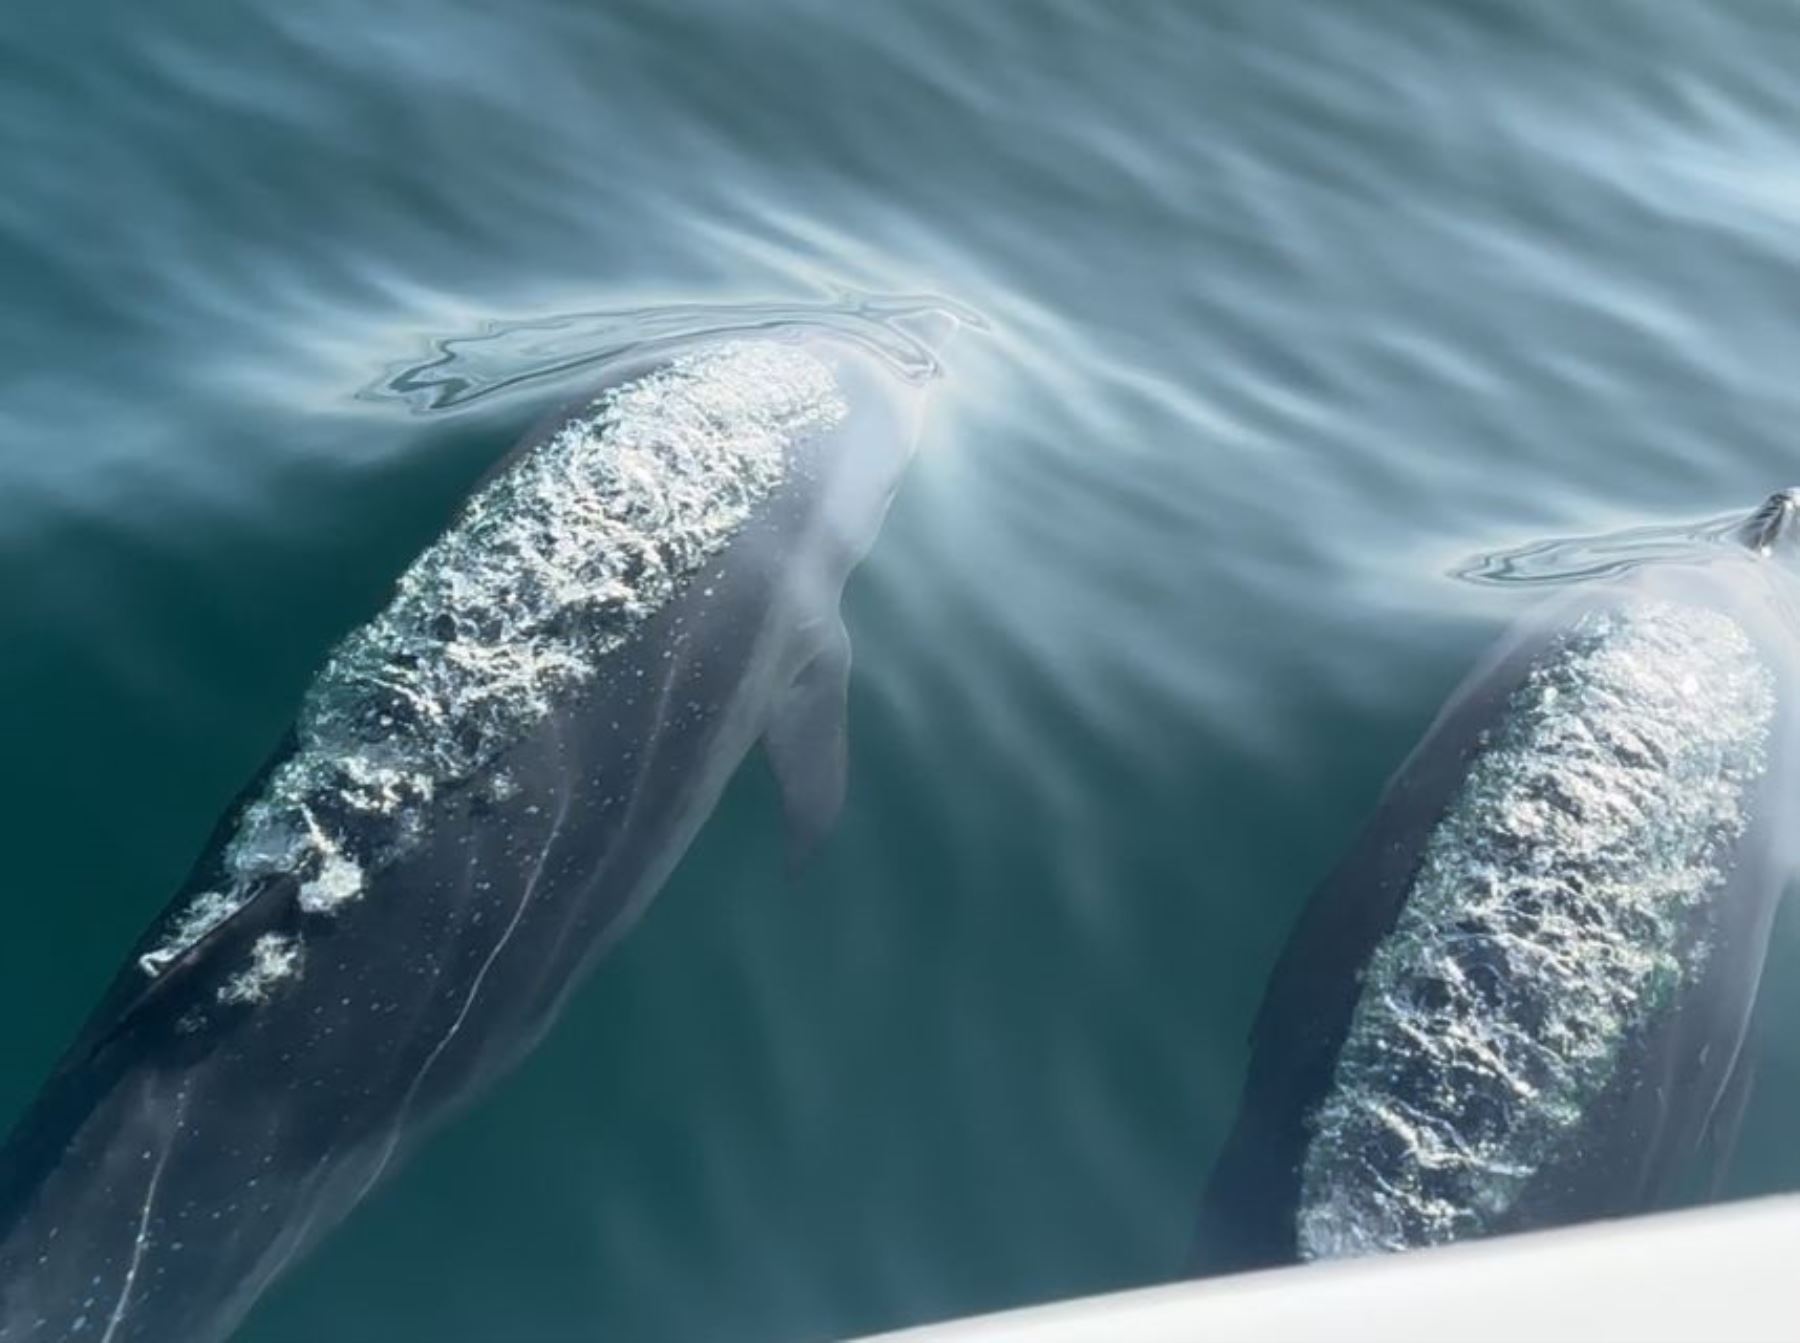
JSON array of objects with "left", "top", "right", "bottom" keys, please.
[
  {"left": 1196, "top": 493, "right": 1800, "bottom": 1276},
  {"left": 0, "top": 328, "right": 940, "bottom": 1343}
]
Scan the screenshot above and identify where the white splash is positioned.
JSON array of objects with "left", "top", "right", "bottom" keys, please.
[
  {"left": 217, "top": 933, "right": 305, "bottom": 1006},
  {"left": 297, "top": 852, "right": 364, "bottom": 916},
  {"left": 138, "top": 341, "right": 847, "bottom": 992},
  {"left": 1298, "top": 599, "right": 1776, "bottom": 1259}
]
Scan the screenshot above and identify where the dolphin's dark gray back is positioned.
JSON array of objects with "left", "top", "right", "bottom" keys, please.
[{"left": 0, "top": 330, "right": 941, "bottom": 1342}]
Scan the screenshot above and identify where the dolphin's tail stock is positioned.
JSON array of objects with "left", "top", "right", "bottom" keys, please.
[{"left": 0, "top": 972, "right": 372, "bottom": 1339}]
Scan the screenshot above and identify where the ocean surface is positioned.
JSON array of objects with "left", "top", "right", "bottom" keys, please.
[{"left": 5, "top": 1, "right": 1800, "bottom": 1339}]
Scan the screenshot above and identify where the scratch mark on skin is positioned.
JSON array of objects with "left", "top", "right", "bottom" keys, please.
[
  {"left": 354, "top": 722, "right": 580, "bottom": 1206},
  {"left": 100, "top": 1090, "right": 187, "bottom": 1343},
  {"left": 353, "top": 598, "right": 699, "bottom": 1213}
]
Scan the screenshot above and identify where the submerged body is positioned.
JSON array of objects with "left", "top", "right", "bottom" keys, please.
[
  {"left": 1198, "top": 492, "right": 1800, "bottom": 1274},
  {"left": 0, "top": 330, "right": 942, "bottom": 1341}
]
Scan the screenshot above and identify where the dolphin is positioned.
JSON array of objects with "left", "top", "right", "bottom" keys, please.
[
  {"left": 0, "top": 324, "right": 950, "bottom": 1342},
  {"left": 1197, "top": 489, "right": 1800, "bottom": 1275}
]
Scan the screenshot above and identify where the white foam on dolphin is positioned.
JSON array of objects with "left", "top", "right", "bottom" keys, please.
[
  {"left": 217, "top": 934, "right": 304, "bottom": 1006},
  {"left": 139, "top": 340, "right": 847, "bottom": 991},
  {"left": 1297, "top": 598, "right": 1776, "bottom": 1259}
]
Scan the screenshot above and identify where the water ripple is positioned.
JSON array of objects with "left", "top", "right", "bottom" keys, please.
[
  {"left": 1454, "top": 505, "right": 1753, "bottom": 586},
  {"left": 365, "top": 292, "right": 983, "bottom": 413}
]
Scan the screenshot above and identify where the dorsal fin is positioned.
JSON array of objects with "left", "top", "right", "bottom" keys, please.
[{"left": 68, "top": 876, "right": 297, "bottom": 1065}]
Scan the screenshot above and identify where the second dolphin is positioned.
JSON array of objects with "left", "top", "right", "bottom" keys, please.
[{"left": 1199, "top": 489, "right": 1800, "bottom": 1272}]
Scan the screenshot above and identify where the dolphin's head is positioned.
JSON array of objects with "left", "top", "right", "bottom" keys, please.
[
  {"left": 800, "top": 312, "right": 959, "bottom": 569},
  {"left": 1737, "top": 487, "right": 1800, "bottom": 558}
]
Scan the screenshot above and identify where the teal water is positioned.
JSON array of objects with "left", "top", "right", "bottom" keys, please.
[{"left": 6, "top": 1, "right": 1800, "bottom": 1338}]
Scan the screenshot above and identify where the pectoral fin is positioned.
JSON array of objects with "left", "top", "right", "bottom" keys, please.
[{"left": 762, "top": 618, "right": 851, "bottom": 868}]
